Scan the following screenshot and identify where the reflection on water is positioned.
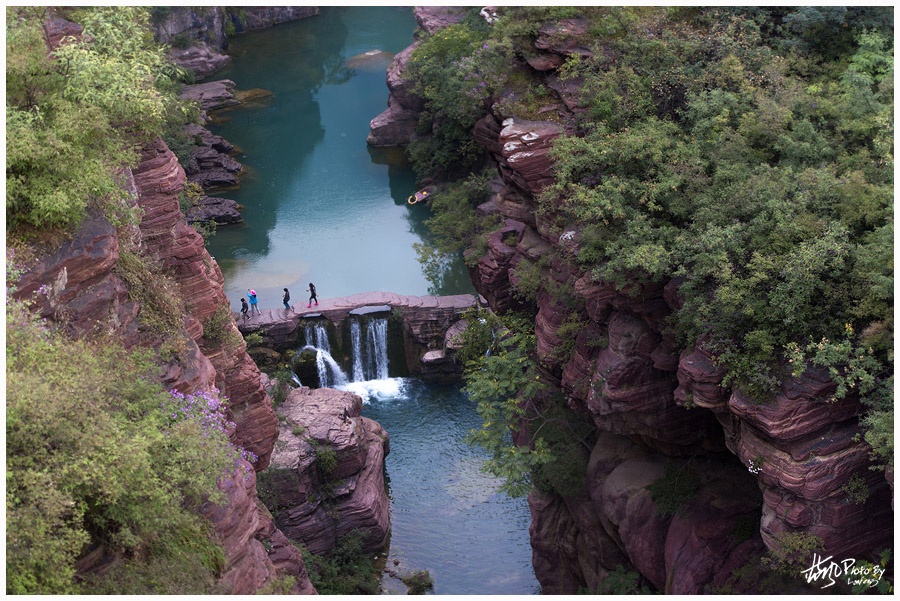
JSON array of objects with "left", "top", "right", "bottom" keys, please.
[
  {"left": 361, "top": 379, "right": 540, "bottom": 595},
  {"left": 203, "top": 7, "right": 474, "bottom": 312}
]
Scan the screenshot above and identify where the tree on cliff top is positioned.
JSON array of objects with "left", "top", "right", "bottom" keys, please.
[
  {"left": 416, "top": 7, "right": 892, "bottom": 482},
  {"left": 6, "top": 7, "right": 191, "bottom": 232}
]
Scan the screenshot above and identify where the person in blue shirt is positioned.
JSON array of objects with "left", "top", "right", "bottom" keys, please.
[{"left": 247, "top": 289, "right": 261, "bottom": 316}]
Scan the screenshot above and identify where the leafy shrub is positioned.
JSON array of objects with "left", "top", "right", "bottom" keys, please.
[
  {"left": 115, "top": 250, "right": 184, "bottom": 336},
  {"left": 413, "top": 170, "right": 498, "bottom": 290},
  {"left": 404, "top": 23, "right": 498, "bottom": 178},
  {"left": 202, "top": 305, "right": 240, "bottom": 347},
  {"left": 841, "top": 474, "right": 870, "bottom": 505},
  {"left": 299, "top": 532, "right": 381, "bottom": 594},
  {"left": 861, "top": 407, "right": 893, "bottom": 469},
  {"left": 255, "top": 575, "right": 297, "bottom": 595},
  {"left": 463, "top": 312, "right": 579, "bottom": 497},
  {"left": 269, "top": 367, "right": 295, "bottom": 407},
  {"left": 255, "top": 466, "right": 295, "bottom": 520},
  {"left": 510, "top": 255, "right": 549, "bottom": 304},
  {"left": 243, "top": 330, "right": 264, "bottom": 348},
  {"left": 314, "top": 443, "right": 338, "bottom": 478},
  {"left": 530, "top": 394, "right": 594, "bottom": 498},
  {"left": 6, "top": 303, "right": 243, "bottom": 594},
  {"left": 7, "top": 8, "right": 192, "bottom": 231},
  {"left": 761, "top": 531, "right": 824, "bottom": 575}
]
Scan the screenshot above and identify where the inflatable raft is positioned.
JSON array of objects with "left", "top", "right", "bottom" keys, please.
[{"left": 407, "top": 188, "right": 432, "bottom": 205}]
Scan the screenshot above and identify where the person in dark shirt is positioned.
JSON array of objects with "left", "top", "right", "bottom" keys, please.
[
  {"left": 240, "top": 297, "right": 249, "bottom": 320},
  {"left": 283, "top": 288, "right": 291, "bottom": 311},
  {"left": 307, "top": 282, "right": 318, "bottom": 307}
]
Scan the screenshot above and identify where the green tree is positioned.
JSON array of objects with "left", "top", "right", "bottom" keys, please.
[
  {"left": 414, "top": 7, "right": 893, "bottom": 481},
  {"left": 6, "top": 303, "right": 242, "bottom": 594},
  {"left": 6, "top": 7, "right": 190, "bottom": 231}
]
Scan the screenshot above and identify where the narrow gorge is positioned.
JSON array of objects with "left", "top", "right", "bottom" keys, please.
[{"left": 6, "top": 5, "right": 893, "bottom": 596}]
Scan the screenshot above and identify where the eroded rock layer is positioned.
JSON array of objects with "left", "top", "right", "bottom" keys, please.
[
  {"left": 265, "top": 387, "right": 392, "bottom": 555},
  {"left": 12, "top": 137, "right": 307, "bottom": 594}
]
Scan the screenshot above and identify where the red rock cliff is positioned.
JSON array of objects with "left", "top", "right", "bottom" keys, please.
[
  {"left": 12, "top": 138, "right": 311, "bottom": 594},
  {"left": 463, "top": 104, "right": 893, "bottom": 592}
]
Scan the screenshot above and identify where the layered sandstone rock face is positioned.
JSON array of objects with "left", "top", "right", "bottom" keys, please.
[
  {"left": 497, "top": 118, "right": 563, "bottom": 197},
  {"left": 169, "top": 42, "right": 231, "bottom": 81},
  {"left": 131, "top": 138, "right": 278, "bottom": 468},
  {"left": 265, "top": 387, "right": 391, "bottom": 555},
  {"left": 434, "top": 21, "right": 895, "bottom": 592},
  {"left": 12, "top": 137, "right": 304, "bottom": 593},
  {"left": 367, "top": 43, "right": 425, "bottom": 147},
  {"left": 201, "top": 463, "right": 316, "bottom": 594}
]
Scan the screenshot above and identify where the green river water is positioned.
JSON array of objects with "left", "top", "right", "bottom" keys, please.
[
  {"left": 204, "top": 8, "right": 539, "bottom": 594},
  {"left": 205, "top": 7, "right": 473, "bottom": 310}
]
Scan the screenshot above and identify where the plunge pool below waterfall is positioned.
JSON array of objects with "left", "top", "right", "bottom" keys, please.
[
  {"left": 298, "top": 320, "right": 540, "bottom": 594},
  {"left": 347, "top": 379, "right": 541, "bottom": 595}
]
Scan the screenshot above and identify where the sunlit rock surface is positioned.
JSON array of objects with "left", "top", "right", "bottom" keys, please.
[{"left": 266, "top": 387, "right": 391, "bottom": 555}]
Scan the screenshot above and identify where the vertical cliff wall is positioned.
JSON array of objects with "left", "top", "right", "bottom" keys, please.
[
  {"left": 11, "top": 138, "right": 313, "bottom": 594},
  {"left": 373, "top": 9, "right": 894, "bottom": 594},
  {"left": 467, "top": 112, "right": 893, "bottom": 596}
]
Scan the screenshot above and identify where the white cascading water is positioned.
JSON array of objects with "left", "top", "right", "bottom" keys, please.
[
  {"left": 299, "top": 322, "right": 348, "bottom": 388},
  {"left": 304, "top": 322, "right": 331, "bottom": 353},
  {"left": 368, "top": 317, "right": 390, "bottom": 381},
  {"left": 351, "top": 320, "right": 365, "bottom": 382},
  {"left": 312, "top": 345, "right": 348, "bottom": 388},
  {"left": 351, "top": 317, "right": 390, "bottom": 382},
  {"left": 298, "top": 317, "right": 399, "bottom": 400}
]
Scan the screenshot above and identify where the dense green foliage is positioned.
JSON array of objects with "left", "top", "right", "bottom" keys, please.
[
  {"left": 404, "top": 10, "right": 492, "bottom": 177},
  {"left": 414, "top": 7, "right": 893, "bottom": 486},
  {"left": 6, "top": 7, "right": 191, "bottom": 231},
  {"left": 459, "top": 308, "right": 594, "bottom": 497},
  {"left": 413, "top": 169, "right": 498, "bottom": 292},
  {"left": 6, "top": 302, "right": 244, "bottom": 594},
  {"left": 299, "top": 532, "right": 381, "bottom": 594},
  {"left": 540, "top": 11, "right": 893, "bottom": 407}
]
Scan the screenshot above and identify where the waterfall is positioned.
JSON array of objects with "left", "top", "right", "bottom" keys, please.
[
  {"left": 304, "top": 322, "right": 331, "bottom": 353},
  {"left": 296, "top": 316, "right": 391, "bottom": 393},
  {"left": 297, "top": 321, "right": 347, "bottom": 388},
  {"left": 311, "top": 345, "right": 348, "bottom": 388},
  {"left": 351, "top": 320, "right": 365, "bottom": 382},
  {"left": 351, "top": 317, "right": 389, "bottom": 381},
  {"left": 369, "top": 317, "right": 389, "bottom": 380}
]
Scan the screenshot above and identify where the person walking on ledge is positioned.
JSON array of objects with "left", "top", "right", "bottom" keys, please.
[
  {"left": 247, "top": 289, "right": 261, "bottom": 316},
  {"left": 283, "top": 287, "right": 292, "bottom": 311},
  {"left": 240, "top": 297, "right": 250, "bottom": 320},
  {"left": 307, "top": 282, "right": 318, "bottom": 308}
]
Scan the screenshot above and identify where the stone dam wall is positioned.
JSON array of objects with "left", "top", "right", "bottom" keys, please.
[{"left": 236, "top": 291, "right": 481, "bottom": 383}]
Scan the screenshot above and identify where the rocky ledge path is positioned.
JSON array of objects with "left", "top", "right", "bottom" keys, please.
[{"left": 235, "top": 291, "right": 481, "bottom": 326}]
